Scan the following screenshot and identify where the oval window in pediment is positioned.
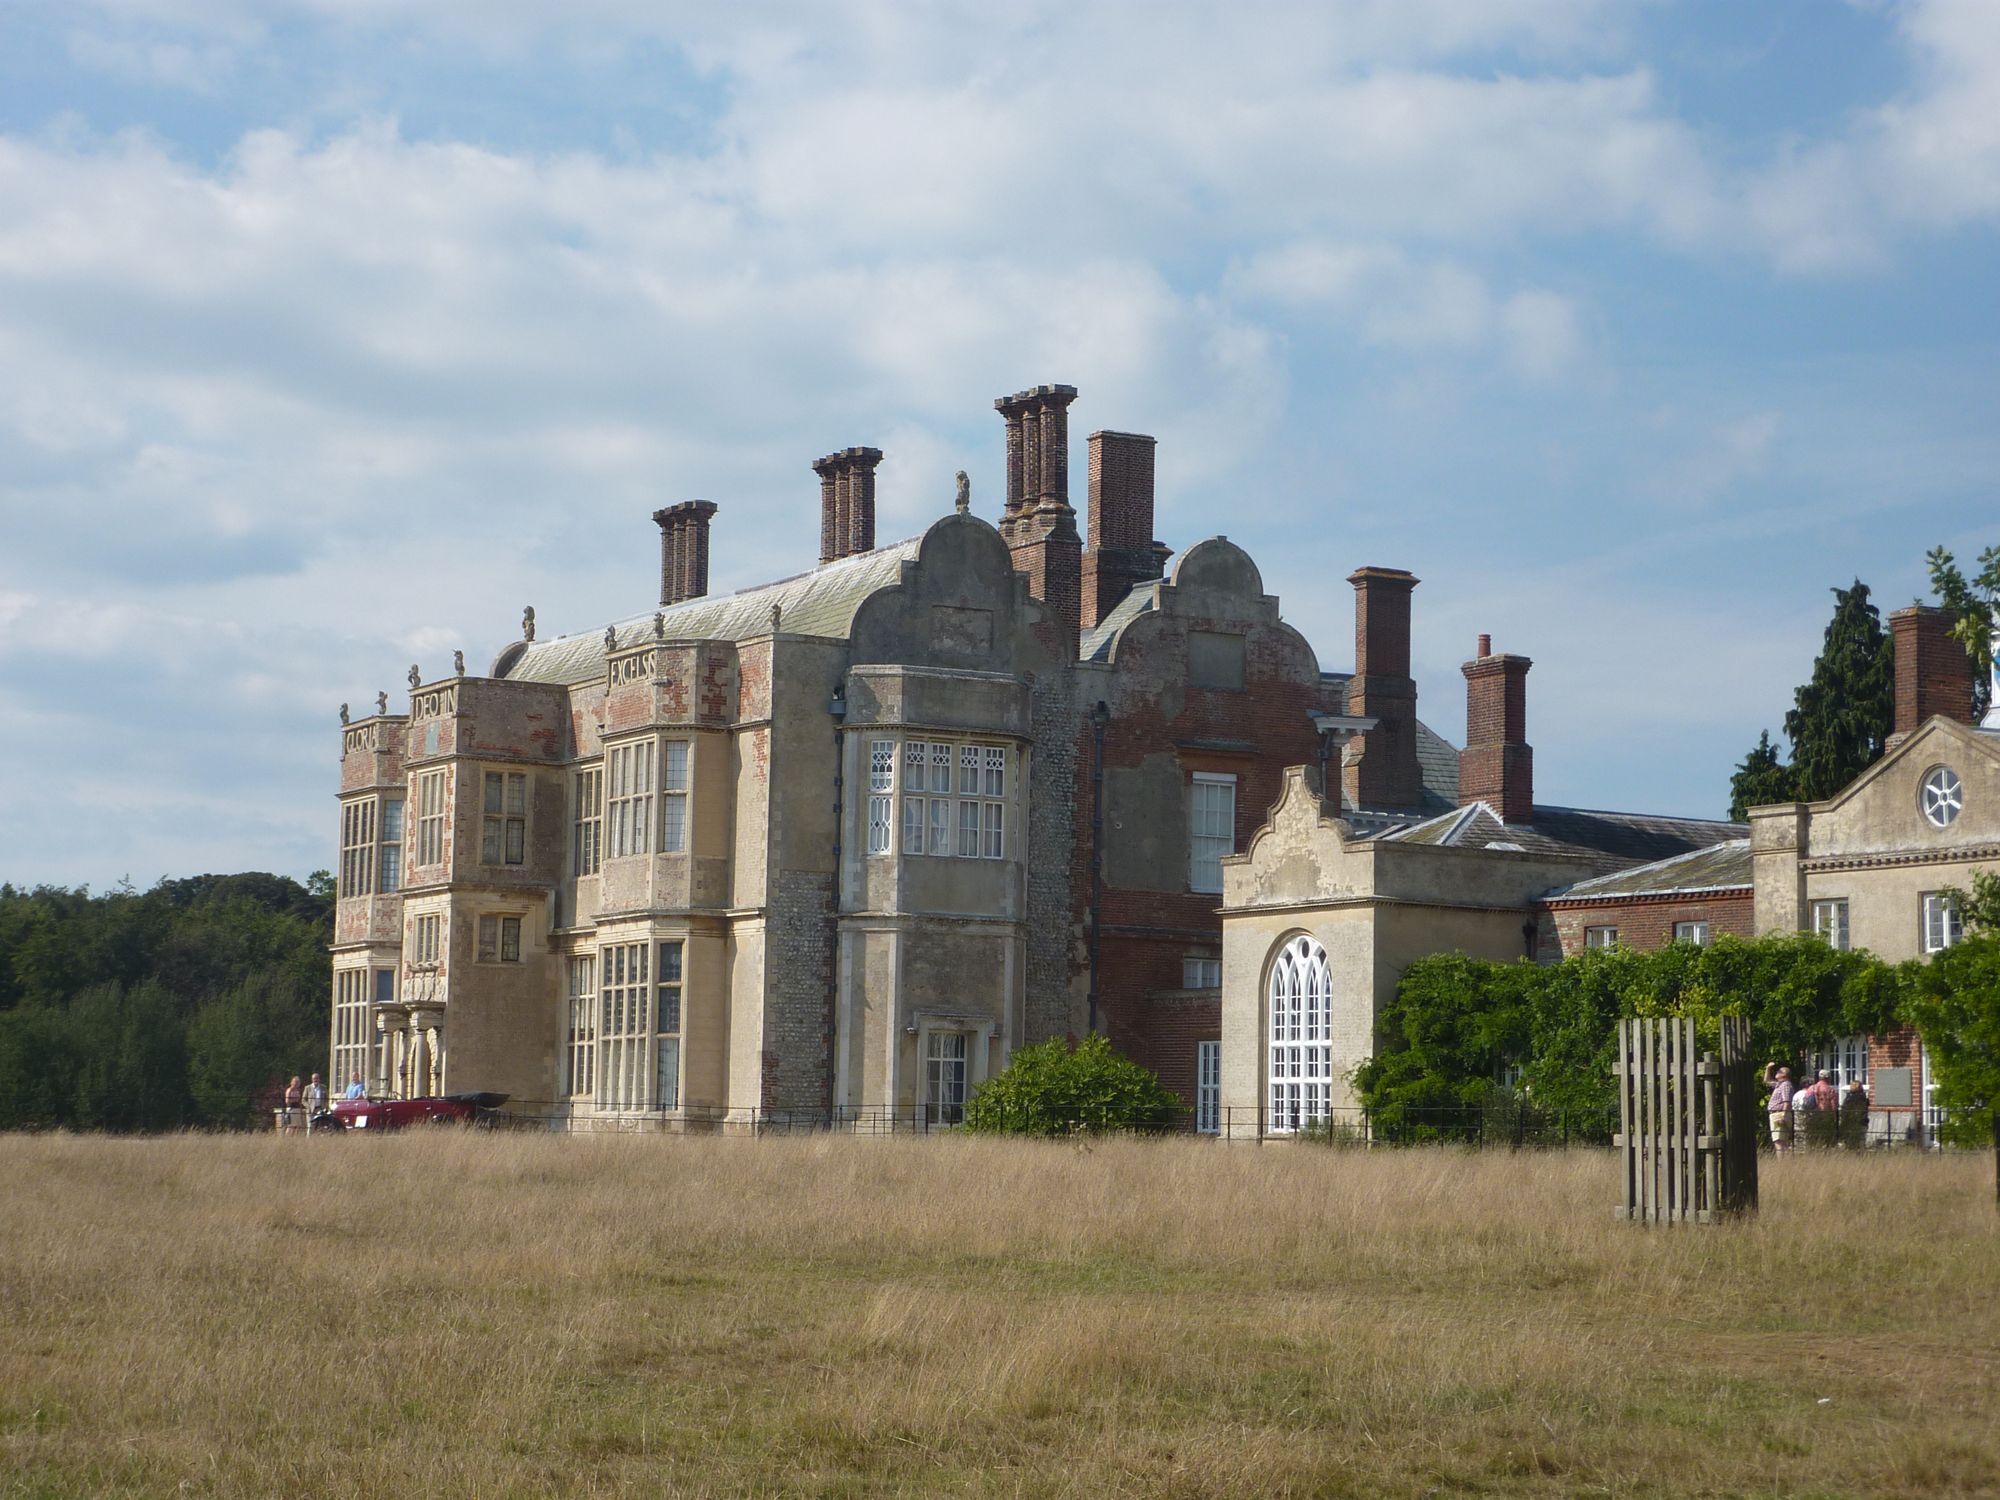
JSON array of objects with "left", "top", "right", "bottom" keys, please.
[{"left": 1920, "top": 765, "right": 1963, "bottom": 829}]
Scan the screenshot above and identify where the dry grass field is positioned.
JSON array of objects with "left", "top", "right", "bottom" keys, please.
[{"left": 1, "top": 1133, "right": 1996, "bottom": 1500}]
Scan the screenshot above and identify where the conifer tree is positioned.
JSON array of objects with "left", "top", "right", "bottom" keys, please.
[
  {"left": 1727, "top": 729, "right": 1795, "bottom": 820},
  {"left": 1782, "top": 580, "right": 1893, "bottom": 801}
]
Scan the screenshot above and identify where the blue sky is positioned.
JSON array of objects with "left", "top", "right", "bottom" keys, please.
[{"left": 1, "top": 0, "right": 1995, "bottom": 887}]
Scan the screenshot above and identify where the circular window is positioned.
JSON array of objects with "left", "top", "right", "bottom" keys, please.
[{"left": 1920, "top": 766, "right": 1963, "bottom": 829}]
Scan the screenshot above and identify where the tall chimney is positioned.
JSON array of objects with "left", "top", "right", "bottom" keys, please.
[
  {"left": 1888, "top": 604, "right": 1976, "bottom": 747},
  {"left": 1343, "top": 567, "right": 1423, "bottom": 812},
  {"left": 994, "top": 384, "right": 1082, "bottom": 654},
  {"left": 1459, "top": 636, "right": 1533, "bottom": 824},
  {"left": 654, "top": 500, "right": 717, "bottom": 606},
  {"left": 845, "top": 447, "right": 881, "bottom": 557},
  {"left": 814, "top": 448, "right": 883, "bottom": 564},
  {"left": 1082, "top": 431, "right": 1171, "bottom": 629},
  {"left": 652, "top": 506, "right": 682, "bottom": 608}
]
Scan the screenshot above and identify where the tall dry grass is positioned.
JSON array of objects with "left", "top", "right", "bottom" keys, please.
[{"left": 1, "top": 1132, "right": 1995, "bottom": 1498}]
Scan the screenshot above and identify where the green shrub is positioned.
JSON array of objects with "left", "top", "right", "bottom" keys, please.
[{"left": 961, "top": 1035, "right": 1183, "bottom": 1136}]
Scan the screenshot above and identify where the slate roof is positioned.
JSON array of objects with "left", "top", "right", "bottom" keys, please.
[
  {"left": 496, "top": 538, "right": 923, "bottom": 686},
  {"left": 1378, "top": 802, "right": 1746, "bottom": 879},
  {"left": 1543, "top": 839, "right": 1752, "bottom": 902},
  {"left": 1079, "top": 587, "right": 1155, "bottom": 663}
]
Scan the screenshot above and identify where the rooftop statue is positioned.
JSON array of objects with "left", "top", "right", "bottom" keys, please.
[
  {"left": 955, "top": 469, "right": 971, "bottom": 515},
  {"left": 522, "top": 605, "right": 536, "bottom": 642}
]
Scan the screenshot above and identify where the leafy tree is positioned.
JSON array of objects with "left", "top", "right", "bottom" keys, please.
[
  {"left": 962, "top": 1034, "right": 1182, "bottom": 1135},
  {"left": 1357, "top": 935, "right": 1905, "bottom": 1139},
  {"left": 1728, "top": 730, "right": 1796, "bottom": 820},
  {"left": 1944, "top": 871, "right": 2000, "bottom": 934},
  {"left": 1901, "top": 934, "right": 2000, "bottom": 1147},
  {"left": 0, "top": 873, "right": 331, "bottom": 1130},
  {"left": 1783, "top": 580, "right": 1894, "bottom": 801},
  {"left": 1926, "top": 543, "right": 1998, "bottom": 722}
]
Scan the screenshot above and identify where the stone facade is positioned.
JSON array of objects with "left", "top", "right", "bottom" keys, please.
[{"left": 330, "top": 383, "right": 1439, "bottom": 1126}]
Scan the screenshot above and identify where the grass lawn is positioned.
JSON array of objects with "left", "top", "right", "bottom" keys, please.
[{"left": 1, "top": 1132, "right": 1995, "bottom": 1498}]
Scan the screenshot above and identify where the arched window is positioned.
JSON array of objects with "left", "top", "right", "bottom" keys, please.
[{"left": 1267, "top": 934, "right": 1332, "bottom": 1132}]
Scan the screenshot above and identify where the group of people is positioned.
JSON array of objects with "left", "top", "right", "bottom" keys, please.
[
  {"left": 275, "top": 1072, "right": 367, "bottom": 1132},
  {"left": 1763, "top": 1063, "right": 1870, "bottom": 1151}
]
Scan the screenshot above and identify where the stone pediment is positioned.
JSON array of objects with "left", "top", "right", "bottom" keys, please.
[{"left": 1224, "top": 766, "right": 1372, "bottom": 908}]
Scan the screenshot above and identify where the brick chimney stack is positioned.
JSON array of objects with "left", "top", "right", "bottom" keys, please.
[
  {"left": 1343, "top": 568, "right": 1424, "bottom": 812},
  {"left": 1888, "top": 604, "right": 1977, "bottom": 747},
  {"left": 1081, "top": 431, "right": 1172, "bottom": 629},
  {"left": 814, "top": 447, "right": 884, "bottom": 565},
  {"left": 1460, "top": 636, "right": 1534, "bottom": 824},
  {"left": 652, "top": 500, "right": 718, "bottom": 607},
  {"left": 994, "top": 384, "right": 1083, "bottom": 654}
]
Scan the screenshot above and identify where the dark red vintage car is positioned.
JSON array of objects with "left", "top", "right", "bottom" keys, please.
[{"left": 320, "top": 1092, "right": 509, "bottom": 1131}]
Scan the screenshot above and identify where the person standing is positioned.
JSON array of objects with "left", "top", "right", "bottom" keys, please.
[
  {"left": 1840, "top": 1076, "right": 1871, "bottom": 1149},
  {"left": 281, "top": 1075, "right": 303, "bottom": 1134},
  {"left": 303, "top": 1073, "right": 326, "bottom": 1133},
  {"left": 343, "top": 1073, "right": 366, "bottom": 1101},
  {"left": 1796, "top": 1069, "right": 1840, "bottom": 1150},
  {"left": 1764, "top": 1063, "right": 1794, "bottom": 1153}
]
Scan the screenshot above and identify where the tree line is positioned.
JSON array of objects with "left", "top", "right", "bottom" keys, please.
[
  {"left": 0, "top": 873, "right": 333, "bottom": 1130},
  {"left": 1358, "top": 874, "right": 2000, "bottom": 1146}
]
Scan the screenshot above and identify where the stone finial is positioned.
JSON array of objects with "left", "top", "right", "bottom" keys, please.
[
  {"left": 453, "top": 649, "right": 465, "bottom": 677},
  {"left": 376, "top": 690, "right": 388, "bottom": 716},
  {"left": 652, "top": 612, "right": 665, "bottom": 641},
  {"left": 955, "top": 470, "right": 971, "bottom": 514},
  {"left": 339, "top": 702, "right": 349, "bottom": 726},
  {"left": 770, "top": 602, "right": 783, "bottom": 633},
  {"left": 604, "top": 624, "right": 618, "bottom": 652},
  {"left": 407, "top": 664, "right": 421, "bottom": 690},
  {"left": 522, "top": 606, "right": 536, "bottom": 642}
]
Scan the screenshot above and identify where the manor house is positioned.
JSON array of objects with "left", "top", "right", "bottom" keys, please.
[{"left": 332, "top": 382, "right": 1485, "bottom": 1125}]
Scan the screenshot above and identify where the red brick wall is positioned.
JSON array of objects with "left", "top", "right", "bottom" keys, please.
[
  {"left": 1344, "top": 567, "right": 1423, "bottom": 811},
  {"left": 1078, "top": 580, "right": 1338, "bottom": 1098},
  {"left": 1540, "top": 888, "right": 1754, "bottom": 957},
  {"left": 1460, "top": 651, "right": 1532, "bottom": 822},
  {"left": 1889, "top": 605, "right": 1975, "bottom": 739}
]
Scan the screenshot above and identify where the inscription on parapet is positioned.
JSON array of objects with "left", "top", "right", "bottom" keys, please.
[
  {"left": 411, "top": 685, "right": 458, "bottom": 720},
  {"left": 609, "top": 649, "right": 659, "bottom": 688},
  {"left": 341, "top": 723, "right": 379, "bottom": 758}
]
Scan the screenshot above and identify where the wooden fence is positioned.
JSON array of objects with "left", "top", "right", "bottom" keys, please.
[{"left": 1615, "top": 1015, "right": 1758, "bottom": 1224}]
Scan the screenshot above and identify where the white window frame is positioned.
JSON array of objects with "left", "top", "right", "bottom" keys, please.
[
  {"left": 1812, "top": 898, "right": 1849, "bottom": 951},
  {"left": 1919, "top": 765, "right": 1963, "bottom": 829},
  {"left": 660, "top": 740, "right": 690, "bottom": 853},
  {"left": 607, "top": 740, "right": 655, "bottom": 860},
  {"left": 1266, "top": 934, "right": 1332, "bottom": 1134},
  {"left": 598, "top": 941, "right": 651, "bottom": 1110},
  {"left": 1196, "top": 1040, "right": 1221, "bottom": 1134},
  {"left": 414, "top": 770, "right": 447, "bottom": 869},
  {"left": 1189, "top": 773, "right": 1236, "bottom": 895},
  {"left": 1584, "top": 925, "right": 1619, "bottom": 950},
  {"left": 925, "top": 1030, "right": 969, "bottom": 1126},
  {"left": 1672, "top": 920, "right": 1709, "bottom": 947},
  {"left": 1182, "top": 957, "right": 1221, "bottom": 990},
  {"left": 1922, "top": 892, "right": 1963, "bottom": 955},
  {"left": 339, "top": 798, "right": 375, "bottom": 898},
  {"left": 332, "top": 968, "right": 370, "bottom": 1094},
  {"left": 1808, "top": 1035, "right": 1869, "bottom": 1092},
  {"left": 572, "top": 767, "right": 602, "bottom": 878},
  {"left": 868, "top": 740, "right": 894, "bottom": 856},
  {"left": 655, "top": 941, "right": 683, "bottom": 1110},
  {"left": 565, "top": 956, "right": 596, "bottom": 1098},
  {"left": 481, "top": 770, "right": 527, "bottom": 866},
  {"left": 901, "top": 739, "right": 1008, "bottom": 859}
]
